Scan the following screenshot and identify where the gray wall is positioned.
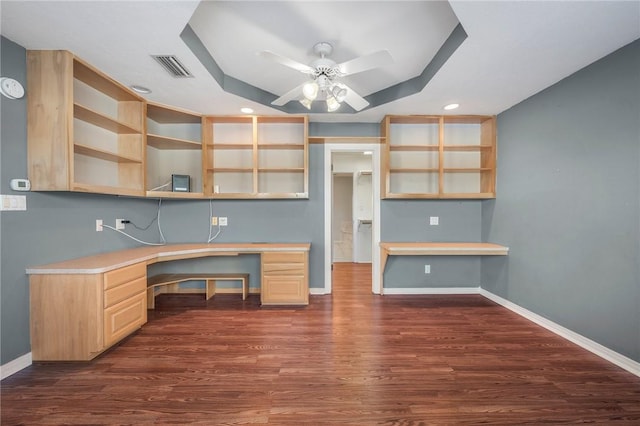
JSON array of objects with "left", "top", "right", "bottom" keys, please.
[
  {"left": 381, "top": 200, "right": 483, "bottom": 288},
  {"left": 482, "top": 39, "right": 640, "bottom": 362},
  {"left": 0, "top": 37, "right": 324, "bottom": 365}
]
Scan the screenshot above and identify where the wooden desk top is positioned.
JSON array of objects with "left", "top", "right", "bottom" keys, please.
[
  {"left": 380, "top": 242, "right": 509, "bottom": 256},
  {"left": 26, "top": 243, "right": 311, "bottom": 275}
]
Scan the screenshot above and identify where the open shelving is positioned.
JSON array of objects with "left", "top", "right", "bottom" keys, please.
[
  {"left": 381, "top": 115, "right": 496, "bottom": 199},
  {"left": 204, "top": 115, "right": 308, "bottom": 198},
  {"left": 27, "top": 50, "right": 145, "bottom": 196},
  {"left": 145, "top": 102, "right": 203, "bottom": 197}
]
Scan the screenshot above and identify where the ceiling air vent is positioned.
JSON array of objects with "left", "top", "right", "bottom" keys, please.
[{"left": 152, "top": 55, "right": 193, "bottom": 78}]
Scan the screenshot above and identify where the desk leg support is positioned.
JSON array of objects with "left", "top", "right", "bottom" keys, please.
[
  {"left": 380, "top": 248, "right": 389, "bottom": 296},
  {"left": 206, "top": 279, "right": 216, "bottom": 300},
  {"left": 242, "top": 276, "right": 249, "bottom": 301}
]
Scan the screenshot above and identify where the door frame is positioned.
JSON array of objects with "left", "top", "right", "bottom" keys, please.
[{"left": 323, "top": 143, "right": 381, "bottom": 295}]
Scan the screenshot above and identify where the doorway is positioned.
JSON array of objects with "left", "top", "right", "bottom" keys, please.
[{"left": 324, "top": 143, "right": 381, "bottom": 295}]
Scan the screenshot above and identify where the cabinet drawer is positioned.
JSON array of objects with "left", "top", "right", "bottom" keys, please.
[
  {"left": 261, "top": 275, "right": 308, "bottom": 305},
  {"left": 262, "top": 251, "right": 306, "bottom": 264},
  {"left": 104, "top": 276, "right": 146, "bottom": 308},
  {"left": 262, "top": 263, "right": 305, "bottom": 275},
  {"left": 104, "top": 291, "right": 147, "bottom": 347},
  {"left": 104, "top": 263, "right": 146, "bottom": 290}
]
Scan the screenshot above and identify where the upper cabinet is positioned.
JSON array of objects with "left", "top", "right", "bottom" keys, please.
[
  {"left": 27, "top": 50, "right": 145, "bottom": 196},
  {"left": 381, "top": 115, "right": 496, "bottom": 199},
  {"left": 204, "top": 115, "right": 308, "bottom": 199},
  {"left": 26, "top": 51, "right": 309, "bottom": 200},
  {"left": 27, "top": 51, "right": 494, "bottom": 202},
  {"left": 145, "top": 102, "right": 204, "bottom": 198}
]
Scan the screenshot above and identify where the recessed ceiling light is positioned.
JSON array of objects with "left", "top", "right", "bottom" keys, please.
[
  {"left": 443, "top": 103, "right": 459, "bottom": 110},
  {"left": 130, "top": 85, "right": 151, "bottom": 94},
  {"left": 240, "top": 107, "right": 254, "bottom": 114}
]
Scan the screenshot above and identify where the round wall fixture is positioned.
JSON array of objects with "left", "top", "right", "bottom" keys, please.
[{"left": 0, "top": 77, "right": 25, "bottom": 99}]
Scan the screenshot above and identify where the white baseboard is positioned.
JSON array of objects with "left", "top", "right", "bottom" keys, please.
[
  {"left": 479, "top": 289, "right": 640, "bottom": 378},
  {"left": 310, "top": 288, "right": 327, "bottom": 295},
  {"left": 1, "top": 352, "right": 32, "bottom": 380},
  {"left": 383, "top": 287, "right": 480, "bottom": 295}
]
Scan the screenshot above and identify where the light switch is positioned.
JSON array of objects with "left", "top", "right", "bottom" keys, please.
[{"left": 429, "top": 216, "right": 439, "bottom": 226}]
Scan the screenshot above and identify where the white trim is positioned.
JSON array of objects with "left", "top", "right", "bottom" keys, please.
[
  {"left": 1, "top": 352, "right": 32, "bottom": 380},
  {"left": 480, "top": 289, "right": 640, "bottom": 378},
  {"left": 310, "top": 287, "right": 327, "bottom": 295},
  {"left": 383, "top": 287, "right": 480, "bottom": 295},
  {"left": 324, "top": 143, "right": 381, "bottom": 295}
]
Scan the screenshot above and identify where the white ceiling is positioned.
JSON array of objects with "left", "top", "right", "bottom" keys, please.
[{"left": 2, "top": 1, "right": 639, "bottom": 123}]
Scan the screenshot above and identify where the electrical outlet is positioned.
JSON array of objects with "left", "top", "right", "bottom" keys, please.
[
  {"left": 211, "top": 216, "right": 218, "bottom": 226},
  {"left": 424, "top": 264, "right": 431, "bottom": 274},
  {"left": 96, "top": 219, "right": 103, "bottom": 232},
  {"left": 219, "top": 217, "right": 228, "bottom": 226},
  {"left": 429, "top": 216, "right": 439, "bottom": 226},
  {"left": 116, "top": 219, "right": 126, "bottom": 230}
]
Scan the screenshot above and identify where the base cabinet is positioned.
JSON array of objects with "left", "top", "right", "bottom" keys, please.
[
  {"left": 29, "top": 262, "right": 147, "bottom": 361},
  {"left": 261, "top": 251, "right": 309, "bottom": 305}
]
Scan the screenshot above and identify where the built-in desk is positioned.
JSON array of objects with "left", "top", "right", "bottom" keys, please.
[
  {"left": 380, "top": 242, "right": 509, "bottom": 293},
  {"left": 26, "top": 243, "right": 310, "bottom": 361}
]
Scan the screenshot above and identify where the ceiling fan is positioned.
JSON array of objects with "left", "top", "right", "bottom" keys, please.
[{"left": 259, "top": 42, "right": 393, "bottom": 112}]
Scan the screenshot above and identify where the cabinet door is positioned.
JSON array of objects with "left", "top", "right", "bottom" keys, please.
[
  {"left": 104, "top": 291, "right": 147, "bottom": 347},
  {"left": 261, "top": 275, "right": 308, "bottom": 305}
]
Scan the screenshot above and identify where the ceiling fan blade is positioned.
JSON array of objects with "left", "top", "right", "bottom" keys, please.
[
  {"left": 340, "top": 84, "right": 369, "bottom": 111},
  {"left": 258, "top": 51, "right": 315, "bottom": 74},
  {"left": 271, "top": 82, "right": 306, "bottom": 106},
  {"left": 337, "top": 50, "right": 393, "bottom": 76}
]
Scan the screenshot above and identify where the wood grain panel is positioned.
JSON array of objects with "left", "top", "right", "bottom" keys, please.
[
  {"left": 27, "top": 50, "right": 73, "bottom": 190},
  {"left": 262, "top": 251, "right": 306, "bottom": 264},
  {"left": 104, "top": 276, "right": 146, "bottom": 308},
  {"left": 103, "top": 291, "right": 146, "bottom": 347},
  {"left": 29, "top": 274, "right": 102, "bottom": 360},
  {"left": 103, "top": 262, "right": 146, "bottom": 289}
]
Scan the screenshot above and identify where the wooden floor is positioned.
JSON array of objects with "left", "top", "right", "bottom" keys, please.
[{"left": 2, "top": 263, "right": 640, "bottom": 425}]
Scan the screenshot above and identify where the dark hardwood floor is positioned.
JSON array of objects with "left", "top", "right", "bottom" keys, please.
[{"left": 2, "top": 262, "right": 640, "bottom": 425}]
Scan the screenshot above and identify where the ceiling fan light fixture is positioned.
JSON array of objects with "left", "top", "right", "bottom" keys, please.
[
  {"left": 332, "top": 85, "right": 348, "bottom": 103},
  {"left": 299, "top": 98, "right": 312, "bottom": 110},
  {"left": 303, "top": 81, "right": 319, "bottom": 101},
  {"left": 326, "top": 96, "right": 341, "bottom": 112}
]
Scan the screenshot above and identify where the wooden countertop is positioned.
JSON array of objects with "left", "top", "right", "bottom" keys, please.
[
  {"left": 380, "top": 242, "right": 509, "bottom": 256},
  {"left": 26, "top": 243, "right": 311, "bottom": 275}
]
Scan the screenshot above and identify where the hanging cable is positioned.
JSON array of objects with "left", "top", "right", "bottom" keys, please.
[
  {"left": 149, "top": 181, "right": 171, "bottom": 191},
  {"left": 102, "top": 224, "right": 166, "bottom": 246},
  {"left": 207, "top": 199, "right": 222, "bottom": 243},
  {"left": 102, "top": 199, "right": 166, "bottom": 246}
]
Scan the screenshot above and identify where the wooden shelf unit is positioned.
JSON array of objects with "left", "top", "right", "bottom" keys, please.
[
  {"left": 27, "top": 243, "right": 311, "bottom": 360},
  {"left": 145, "top": 102, "right": 203, "bottom": 195},
  {"left": 381, "top": 115, "right": 496, "bottom": 199},
  {"left": 27, "top": 50, "right": 146, "bottom": 195},
  {"left": 204, "top": 115, "right": 309, "bottom": 198}
]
